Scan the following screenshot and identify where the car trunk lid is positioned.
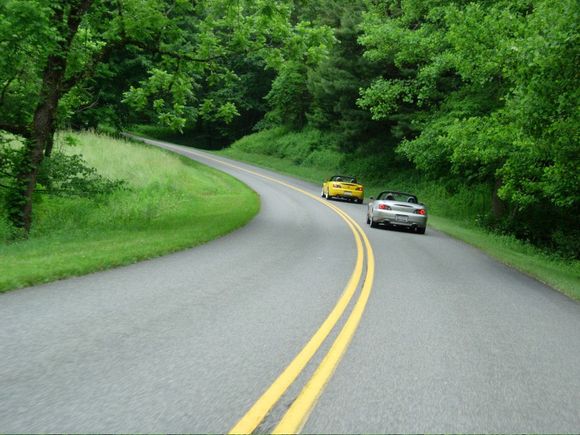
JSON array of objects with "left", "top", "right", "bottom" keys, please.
[{"left": 390, "top": 203, "right": 418, "bottom": 213}]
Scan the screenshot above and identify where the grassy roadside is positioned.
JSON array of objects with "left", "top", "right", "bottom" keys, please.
[
  {"left": 218, "top": 144, "right": 580, "bottom": 301},
  {"left": 0, "top": 132, "right": 260, "bottom": 292}
]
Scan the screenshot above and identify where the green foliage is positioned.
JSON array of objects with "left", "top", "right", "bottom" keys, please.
[
  {"left": 263, "top": 62, "right": 311, "bottom": 129},
  {"left": 38, "top": 151, "right": 126, "bottom": 197},
  {"left": 55, "top": 1, "right": 335, "bottom": 146},
  {"left": 230, "top": 127, "right": 343, "bottom": 168},
  {"left": 357, "top": 0, "right": 579, "bottom": 253},
  {"left": 1, "top": 133, "right": 124, "bottom": 199},
  {"left": 305, "top": 0, "right": 391, "bottom": 151},
  {"left": 0, "top": 0, "right": 332, "bottom": 133},
  {"left": 120, "top": 0, "right": 334, "bottom": 130},
  {"left": 257, "top": 16, "right": 335, "bottom": 130}
]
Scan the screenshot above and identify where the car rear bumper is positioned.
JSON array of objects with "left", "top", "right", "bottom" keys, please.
[
  {"left": 328, "top": 187, "right": 364, "bottom": 200},
  {"left": 373, "top": 210, "right": 427, "bottom": 228}
]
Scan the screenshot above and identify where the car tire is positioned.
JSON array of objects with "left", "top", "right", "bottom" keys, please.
[
  {"left": 321, "top": 189, "right": 325, "bottom": 198},
  {"left": 370, "top": 216, "right": 378, "bottom": 228},
  {"left": 326, "top": 193, "right": 332, "bottom": 200},
  {"left": 416, "top": 227, "right": 426, "bottom": 234},
  {"left": 366, "top": 214, "right": 370, "bottom": 224}
]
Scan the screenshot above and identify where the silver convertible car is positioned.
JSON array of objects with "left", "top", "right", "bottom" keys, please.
[{"left": 367, "top": 191, "right": 428, "bottom": 234}]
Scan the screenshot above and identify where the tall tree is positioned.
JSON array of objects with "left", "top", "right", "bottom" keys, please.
[
  {"left": 305, "top": 0, "right": 390, "bottom": 152},
  {"left": 259, "top": 20, "right": 334, "bottom": 129}
]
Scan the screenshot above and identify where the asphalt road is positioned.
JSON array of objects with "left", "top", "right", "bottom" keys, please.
[{"left": 1, "top": 138, "right": 579, "bottom": 433}]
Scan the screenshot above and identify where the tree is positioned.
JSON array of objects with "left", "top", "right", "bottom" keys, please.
[
  {"left": 2, "top": 0, "right": 98, "bottom": 232},
  {"left": 259, "top": 20, "right": 334, "bottom": 130},
  {"left": 357, "top": 0, "right": 579, "bottom": 249},
  {"left": 0, "top": 0, "right": 317, "bottom": 234},
  {"left": 304, "top": 0, "right": 391, "bottom": 153}
]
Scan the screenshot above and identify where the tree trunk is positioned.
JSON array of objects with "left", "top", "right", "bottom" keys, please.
[
  {"left": 8, "top": 56, "right": 63, "bottom": 232},
  {"left": 44, "top": 125, "right": 57, "bottom": 157},
  {"left": 8, "top": 0, "right": 94, "bottom": 234},
  {"left": 8, "top": 141, "right": 44, "bottom": 233}
]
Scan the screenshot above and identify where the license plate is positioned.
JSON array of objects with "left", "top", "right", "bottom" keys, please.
[
  {"left": 395, "top": 215, "right": 408, "bottom": 222},
  {"left": 343, "top": 191, "right": 352, "bottom": 196}
]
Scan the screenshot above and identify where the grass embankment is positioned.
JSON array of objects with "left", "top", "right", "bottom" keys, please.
[
  {"left": 0, "top": 132, "right": 259, "bottom": 292},
  {"left": 217, "top": 128, "right": 580, "bottom": 300}
]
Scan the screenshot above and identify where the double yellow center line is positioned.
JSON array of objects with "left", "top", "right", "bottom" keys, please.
[{"left": 137, "top": 137, "right": 375, "bottom": 434}]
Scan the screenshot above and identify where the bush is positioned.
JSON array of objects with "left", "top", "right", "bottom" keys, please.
[
  {"left": 39, "top": 151, "right": 126, "bottom": 197},
  {"left": 231, "top": 127, "right": 343, "bottom": 170}
]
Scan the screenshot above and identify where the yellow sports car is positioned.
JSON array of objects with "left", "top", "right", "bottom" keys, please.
[{"left": 321, "top": 175, "right": 364, "bottom": 203}]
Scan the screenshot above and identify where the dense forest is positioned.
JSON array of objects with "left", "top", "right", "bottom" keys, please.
[{"left": 0, "top": 0, "right": 578, "bottom": 257}]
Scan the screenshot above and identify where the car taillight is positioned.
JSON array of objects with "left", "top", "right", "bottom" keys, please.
[
  {"left": 416, "top": 209, "right": 426, "bottom": 215},
  {"left": 333, "top": 183, "right": 341, "bottom": 188},
  {"left": 378, "top": 204, "right": 391, "bottom": 210},
  {"left": 356, "top": 187, "right": 363, "bottom": 191}
]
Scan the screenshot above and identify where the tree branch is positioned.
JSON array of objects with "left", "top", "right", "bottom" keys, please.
[
  {"left": 66, "top": 0, "right": 94, "bottom": 46},
  {"left": 74, "top": 92, "right": 101, "bottom": 113},
  {"left": 60, "top": 37, "right": 239, "bottom": 94}
]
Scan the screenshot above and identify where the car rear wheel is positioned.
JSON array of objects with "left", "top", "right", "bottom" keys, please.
[
  {"left": 416, "top": 227, "right": 426, "bottom": 234},
  {"left": 326, "top": 193, "right": 332, "bottom": 200}
]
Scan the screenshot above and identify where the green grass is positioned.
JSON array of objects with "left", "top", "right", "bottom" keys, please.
[
  {"left": 0, "top": 132, "right": 260, "bottom": 292},
  {"left": 217, "top": 130, "right": 580, "bottom": 301}
]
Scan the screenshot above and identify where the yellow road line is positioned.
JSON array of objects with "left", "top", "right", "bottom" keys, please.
[
  {"left": 229, "top": 216, "right": 363, "bottom": 434},
  {"left": 273, "top": 225, "right": 375, "bottom": 433},
  {"left": 135, "top": 137, "right": 375, "bottom": 434}
]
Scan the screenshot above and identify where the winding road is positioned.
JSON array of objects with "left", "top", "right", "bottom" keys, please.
[{"left": 1, "top": 137, "right": 579, "bottom": 433}]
